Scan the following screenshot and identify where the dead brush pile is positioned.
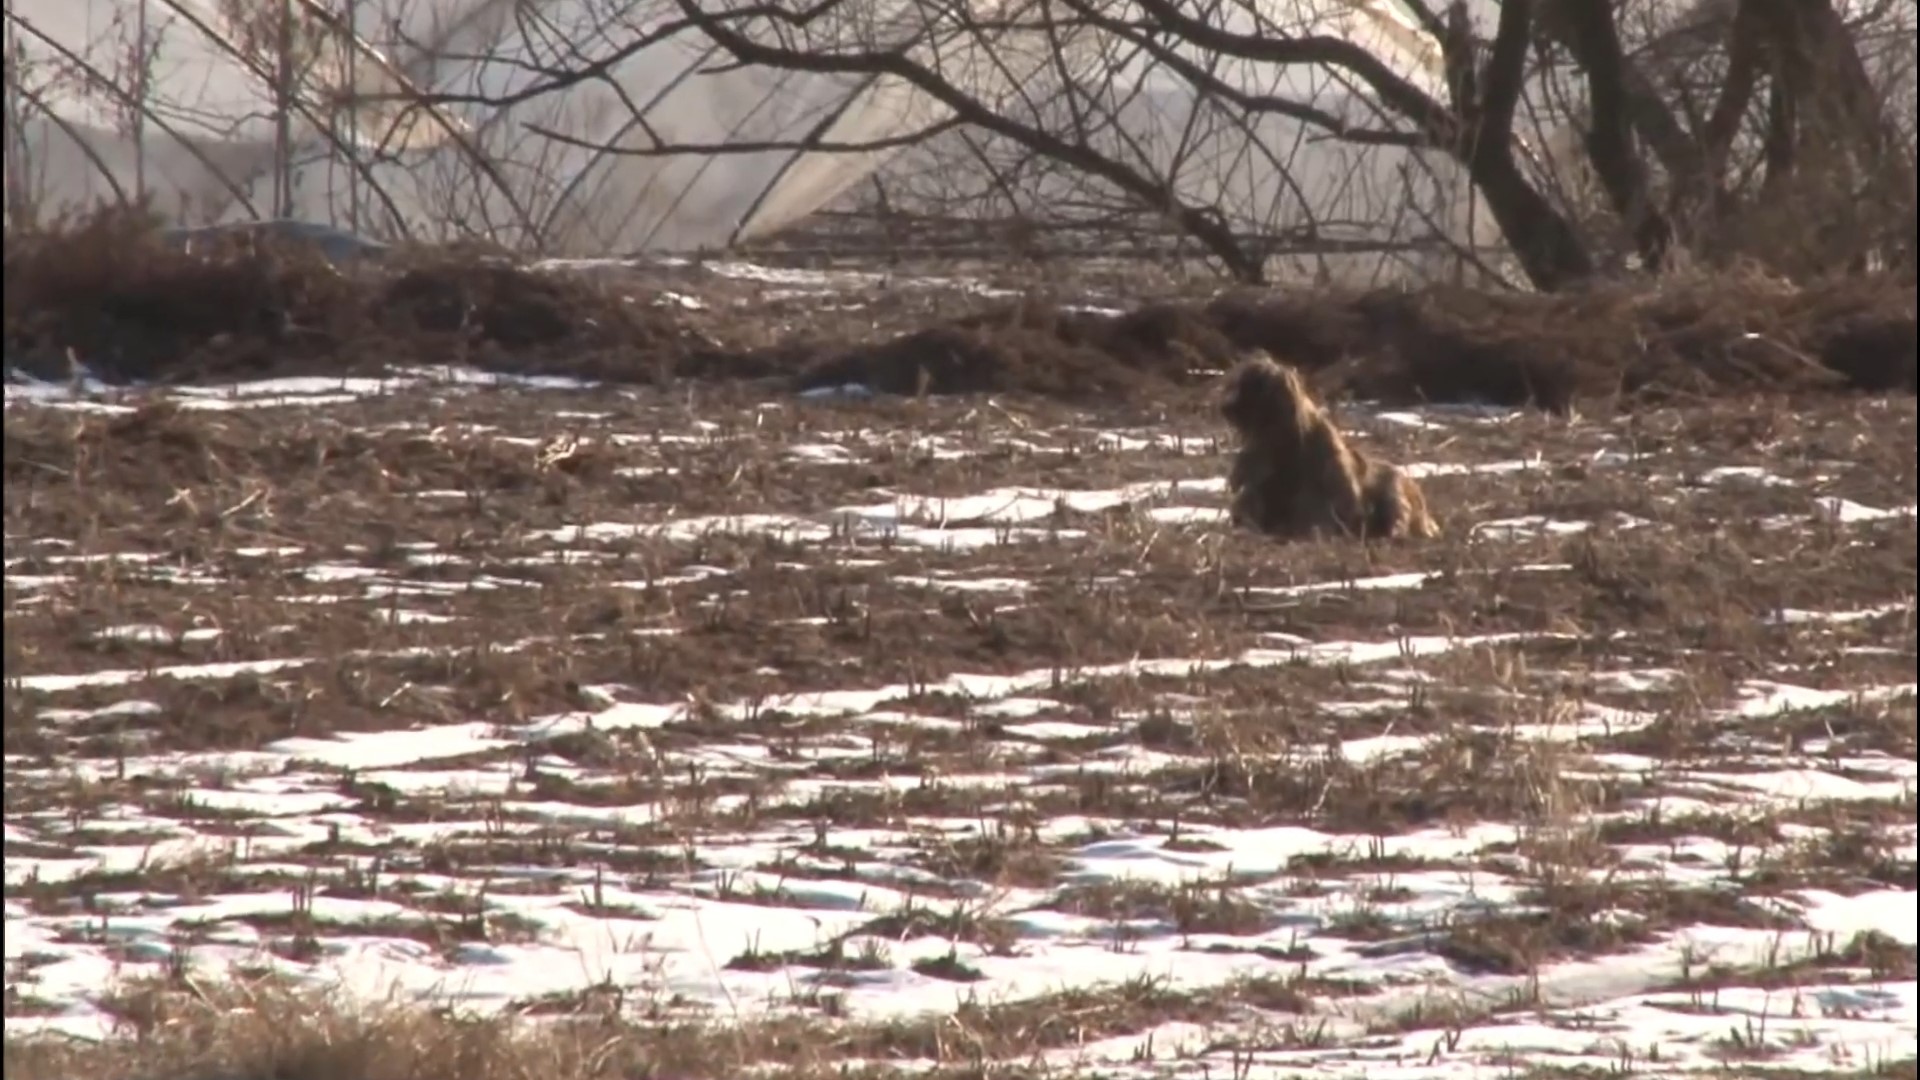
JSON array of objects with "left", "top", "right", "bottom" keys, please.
[
  {"left": 5, "top": 207, "right": 1912, "bottom": 411},
  {"left": 799, "top": 271, "right": 1917, "bottom": 410},
  {"left": 1, "top": 208, "right": 723, "bottom": 386},
  {"left": 786, "top": 301, "right": 1239, "bottom": 400}
]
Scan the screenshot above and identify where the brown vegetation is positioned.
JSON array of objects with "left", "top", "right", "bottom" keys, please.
[
  {"left": 1, "top": 208, "right": 728, "bottom": 386},
  {"left": 1219, "top": 351, "right": 1438, "bottom": 542},
  {"left": 3, "top": 368, "right": 1914, "bottom": 1077},
  {"left": 3, "top": 209, "right": 1914, "bottom": 412},
  {"left": 806, "top": 273, "right": 1916, "bottom": 410}
]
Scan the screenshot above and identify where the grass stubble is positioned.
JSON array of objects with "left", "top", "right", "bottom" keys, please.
[{"left": 2, "top": 240, "right": 1916, "bottom": 1080}]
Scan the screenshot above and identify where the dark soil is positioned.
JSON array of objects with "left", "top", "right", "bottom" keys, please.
[{"left": 4, "top": 207, "right": 1913, "bottom": 410}]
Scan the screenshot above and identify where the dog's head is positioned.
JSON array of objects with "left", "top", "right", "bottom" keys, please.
[{"left": 1220, "top": 350, "right": 1307, "bottom": 436}]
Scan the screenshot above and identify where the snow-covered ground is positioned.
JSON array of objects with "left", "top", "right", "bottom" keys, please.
[{"left": 5, "top": 368, "right": 1915, "bottom": 1078}]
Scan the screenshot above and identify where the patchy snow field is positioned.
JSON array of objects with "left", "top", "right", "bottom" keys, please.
[{"left": 4, "top": 367, "right": 1916, "bottom": 1079}]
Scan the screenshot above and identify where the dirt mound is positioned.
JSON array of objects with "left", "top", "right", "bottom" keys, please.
[
  {"left": 794, "top": 273, "right": 1915, "bottom": 410},
  {"left": 2, "top": 208, "right": 724, "bottom": 386},
  {"left": 1307, "top": 274, "right": 1917, "bottom": 410},
  {"left": 791, "top": 300, "right": 1244, "bottom": 400},
  {"left": 6, "top": 208, "right": 1911, "bottom": 411},
  {"left": 5, "top": 209, "right": 357, "bottom": 384}
]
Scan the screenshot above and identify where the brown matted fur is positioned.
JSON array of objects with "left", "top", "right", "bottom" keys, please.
[{"left": 1220, "top": 350, "right": 1439, "bottom": 541}]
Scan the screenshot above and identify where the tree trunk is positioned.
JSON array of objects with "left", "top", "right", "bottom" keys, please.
[{"left": 1447, "top": 0, "right": 1596, "bottom": 289}]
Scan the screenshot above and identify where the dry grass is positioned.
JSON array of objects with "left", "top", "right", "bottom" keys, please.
[
  {"left": 4, "top": 207, "right": 1914, "bottom": 410},
  {"left": 4, "top": 226, "right": 1916, "bottom": 1079},
  {"left": 0, "top": 967, "right": 1421, "bottom": 1080}
]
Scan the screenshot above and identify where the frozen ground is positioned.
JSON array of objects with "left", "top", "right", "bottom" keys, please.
[{"left": 3, "top": 364, "right": 1916, "bottom": 1079}]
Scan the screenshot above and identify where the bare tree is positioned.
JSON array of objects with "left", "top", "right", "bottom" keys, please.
[
  {"left": 1536, "top": 0, "right": 1915, "bottom": 277},
  {"left": 385, "top": 0, "right": 1911, "bottom": 287},
  {"left": 5, "top": 0, "right": 1912, "bottom": 288}
]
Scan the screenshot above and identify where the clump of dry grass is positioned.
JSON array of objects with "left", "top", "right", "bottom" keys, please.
[
  {"left": 2, "top": 968, "right": 1345, "bottom": 1080},
  {"left": 4, "top": 974, "right": 801, "bottom": 1080}
]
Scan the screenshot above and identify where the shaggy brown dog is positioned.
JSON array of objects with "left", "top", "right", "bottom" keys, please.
[{"left": 1220, "top": 351, "right": 1439, "bottom": 541}]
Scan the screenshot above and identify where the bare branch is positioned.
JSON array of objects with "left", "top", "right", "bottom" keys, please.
[
  {"left": 1125, "top": 0, "right": 1458, "bottom": 144},
  {"left": 524, "top": 116, "right": 968, "bottom": 156},
  {"left": 669, "top": 0, "right": 1267, "bottom": 281},
  {"left": 1052, "top": 0, "right": 1425, "bottom": 148}
]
